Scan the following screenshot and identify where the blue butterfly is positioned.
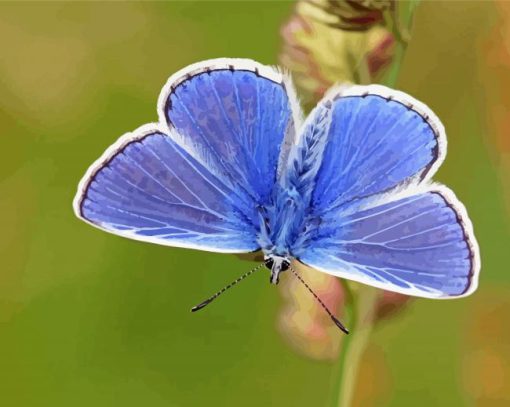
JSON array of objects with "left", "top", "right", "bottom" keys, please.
[{"left": 73, "top": 58, "right": 480, "bottom": 333}]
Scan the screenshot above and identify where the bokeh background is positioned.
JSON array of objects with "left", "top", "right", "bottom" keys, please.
[{"left": 1, "top": 1, "right": 509, "bottom": 406}]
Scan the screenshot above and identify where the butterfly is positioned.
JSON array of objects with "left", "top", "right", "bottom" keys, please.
[{"left": 73, "top": 58, "right": 480, "bottom": 333}]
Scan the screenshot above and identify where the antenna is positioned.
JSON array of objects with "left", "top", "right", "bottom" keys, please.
[
  {"left": 289, "top": 264, "right": 349, "bottom": 334},
  {"left": 191, "top": 263, "right": 264, "bottom": 312}
]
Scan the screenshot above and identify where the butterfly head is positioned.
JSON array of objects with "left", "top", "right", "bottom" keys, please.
[{"left": 264, "top": 255, "right": 290, "bottom": 285}]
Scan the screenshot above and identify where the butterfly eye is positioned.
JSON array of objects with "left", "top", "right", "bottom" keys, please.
[
  {"left": 264, "top": 258, "right": 274, "bottom": 270},
  {"left": 281, "top": 260, "right": 290, "bottom": 272}
]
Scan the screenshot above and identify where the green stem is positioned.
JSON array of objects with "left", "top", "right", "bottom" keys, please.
[
  {"left": 383, "top": 0, "right": 420, "bottom": 87},
  {"left": 331, "top": 283, "right": 379, "bottom": 407},
  {"left": 384, "top": 42, "right": 407, "bottom": 88}
]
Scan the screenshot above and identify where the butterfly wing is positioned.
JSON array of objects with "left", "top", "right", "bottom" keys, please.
[
  {"left": 74, "top": 59, "right": 301, "bottom": 253},
  {"left": 309, "top": 85, "right": 446, "bottom": 214},
  {"left": 159, "top": 58, "right": 301, "bottom": 206},
  {"left": 296, "top": 187, "right": 479, "bottom": 298},
  {"left": 290, "top": 85, "right": 480, "bottom": 298}
]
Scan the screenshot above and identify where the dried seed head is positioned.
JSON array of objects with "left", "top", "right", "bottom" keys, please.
[
  {"left": 279, "top": 2, "right": 395, "bottom": 104},
  {"left": 303, "top": 0, "right": 392, "bottom": 31}
]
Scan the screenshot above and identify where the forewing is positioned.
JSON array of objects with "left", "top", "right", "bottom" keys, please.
[
  {"left": 308, "top": 85, "right": 446, "bottom": 215},
  {"left": 295, "top": 187, "right": 480, "bottom": 298},
  {"left": 159, "top": 58, "right": 301, "bottom": 204}
]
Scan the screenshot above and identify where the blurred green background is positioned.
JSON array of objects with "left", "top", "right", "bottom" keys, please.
[{"left": 1, "top": 1, "right": 509, "bottom": 406}]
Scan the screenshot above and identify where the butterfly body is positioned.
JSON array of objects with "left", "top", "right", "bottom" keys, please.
[
  {"left": 74, "top": 58, "right": 480, "bottom": 301},
  {"left": 261, "top": 104, "right": 332, "bottom": 257}
]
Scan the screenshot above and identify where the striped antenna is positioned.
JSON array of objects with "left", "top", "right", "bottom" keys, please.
[
  {"left": 191, "top": 263, "right": 264, "bottom": 312},
  {"left": 289, "top": 264, "right": 349, "bottom": 334}
]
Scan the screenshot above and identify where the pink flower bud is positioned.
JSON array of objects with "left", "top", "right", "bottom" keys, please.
[{"left": 278, "top": 262, "right": 410, "bottom": 360}]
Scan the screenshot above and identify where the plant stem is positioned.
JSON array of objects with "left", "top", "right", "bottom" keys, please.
[
  {"left": 383, "top": 0, "right": 420, "bottom": 87},
  {"left": 384, "top": 41, "right": 406, "bottom": 88},
  {"left": 331, "top": 283, "right": 379, "bottom": 407}
]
